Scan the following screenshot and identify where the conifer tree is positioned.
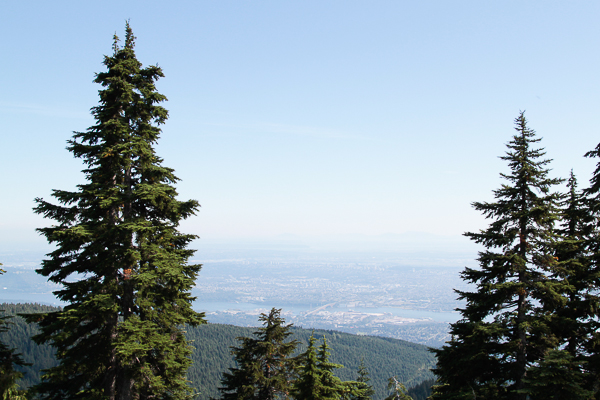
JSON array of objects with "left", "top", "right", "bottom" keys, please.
[
  {"left": 293, "top": 335, "right": 363, "bottom": 400},
  {"left": 551, "top": 172, "right": 600, "bottom": 374},
  {"left": 351, "top": 358, "right": 374, "bottom": 400},
  {"left": 293, "top": 335, "right": 325, "bottom": 400},
  {"left": 431, "top": 112, "right": 562, "bottom": 399},
  {"left": 383, "top": 377, "right": 413, "bottom": 400},
  {"left": 217, "top": 308, "right": 298, "bottom": 400},
  {"left": 579, "top": 138, "right": 600, "bottom": 389},
  {"left": 27, "top": 24, "right": 204, "bottom": 400},
  {"left": 316, "top": 337, "right": 348, "bottom": 400}
]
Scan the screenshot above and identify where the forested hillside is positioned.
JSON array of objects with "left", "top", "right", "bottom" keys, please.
[
  {"left": 0, "top": 303, "right": 57, "bottom": 389},
  {"left": 1, "top": 303, "right": 434, "bottom": 400},
  {"left": 186, "top": 323, "right": 435, "bottom": 399}
]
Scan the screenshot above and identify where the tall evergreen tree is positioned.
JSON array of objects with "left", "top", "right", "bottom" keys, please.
[
  {"left": 431, "top": 112, "right": 562, "bottom": 399},
  {"left": 26, "top": 24, "right": 204, "bottom": 400},
  {"left": 293, "top": 335, "right": 363, "bottom": 400},
  {"left": 351, "top": 358, "right": 374, "bottom": 400},
  {"left": 579, "top": 137, "right": 600, "bottom": 390},
  {"left": 316, "top": 337, "right": 349, "bottom": 400},
  {"left": 217, "top": 308, "right": 298, "bottom": 400},
  {"left": 551, "top": 172, "right": 600, "bottom": 369},
  {"left": 293, "top": 335, "right": 341, "bottom": 400}
]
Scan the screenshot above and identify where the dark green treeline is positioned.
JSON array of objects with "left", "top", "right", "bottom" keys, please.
[{"left": 0, "top": 303, "right": 434, "bottom": 400}]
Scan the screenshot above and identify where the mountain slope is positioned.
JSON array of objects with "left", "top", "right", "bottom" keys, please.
[{"left": 1, "top": 303, "right": 435, "bottom": 399}]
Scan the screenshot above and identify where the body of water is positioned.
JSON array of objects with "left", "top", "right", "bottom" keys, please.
[{"left": 194, "top": 301, "right": 461, "bottom": 323}]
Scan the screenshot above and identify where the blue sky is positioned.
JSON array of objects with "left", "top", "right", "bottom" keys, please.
[{"left": 1, "top": 1, "right": 599, "bottom": 251}]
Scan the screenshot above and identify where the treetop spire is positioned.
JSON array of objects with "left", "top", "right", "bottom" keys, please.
[{"left": 28, "top": 24, "right": 203, "bottom": 400}]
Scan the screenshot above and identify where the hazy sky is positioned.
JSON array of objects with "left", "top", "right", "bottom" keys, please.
[{"left": 2, "top": 2, "right": 599, "bottom": 251}]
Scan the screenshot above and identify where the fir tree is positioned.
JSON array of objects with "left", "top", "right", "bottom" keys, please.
[
  {"left": 26, "top": 24, "right": 204, "bottom": 400},
  {"left": 217, "top": 308, "right": 298, "bottom": 400},
  {"left": 383, "top": 377, "right": 413, "bottom": 400},
  {"left": 292, "top": 335, "right": 324, "bottom": 400},
  {"left": 293, "top": 335, "right": 363, "bottom": 400},
  {"left": 351, "top": 358, "right": 374, "bottom": 400},
  {"left": 294, "top": 334, "right": 350, "bottom": 400},
  {"left": 316, "top": 337, "right": 349, "bottom": 400},
  {"left": 548, "top": 171, "right": 600, "bottom": 392},
  {"left": 431, "top": 112, "right": 562, "bottom": 400},
  {"left": 579, "top": 137, "right": 600, "bottom": 392}
]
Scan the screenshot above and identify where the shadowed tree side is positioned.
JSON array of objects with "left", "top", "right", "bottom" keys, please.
[
  {"left": 26, "top": 23, "right": 204, "bottom": 400},
  {"left": 580, "top": 135, "right": 600, "bottom": 391},
  {"left": 544, "top": 170, "right": 600, "bottom": 397}
]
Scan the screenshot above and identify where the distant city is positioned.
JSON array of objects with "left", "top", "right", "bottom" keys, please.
[
  {"left": 0, "top": 236, "right": 479, "bottom": 347},
  {"left": 192, "top": 256, "right": 472, "bottom": 347}
]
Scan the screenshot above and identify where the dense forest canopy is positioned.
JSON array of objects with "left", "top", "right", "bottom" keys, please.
[{"left": 1, "top": 303, "right": 434, "bottom": 400}]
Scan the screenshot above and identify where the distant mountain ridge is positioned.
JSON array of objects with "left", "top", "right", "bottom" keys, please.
[
  {"left": 193, "top": 231, "right": 479, "bottom": 254},
  {"left": 1, "top": 303, "right": 436, "bottom": 400}
]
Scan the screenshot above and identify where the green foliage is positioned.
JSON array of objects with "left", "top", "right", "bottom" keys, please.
[
  {"left": 293, "top": 334, "right": 348, "bottom": 400},
  {"left": 1, "top": 384, "right": 27, "bottom": 400},
  {"left": 293, "top": 335, "right": 326, "bottom": 400},
  {"left": 520, "top": 349, "right": 594, "bottom": 400},
  {"left": 292, "top": 329, "right": 434, "bottom": 394},
  {"left": 215, "top": 313, "right": 383, "bottom": 400},
  {"left": 351, "top": 358, "right": 374, "bottom": 400},
  {"left": 292, "top": 334, "right": 371, "bottom": 400},
  {"left": 431, "top": 112, "right": 563, "bottom": 399},
  {"left": 0, "top": 271, "right": 29, "bottom": 400},
  {"left": 383, "top": 377, "right": 412, "bottom": 400},
  {"left": 580, "top": 132, "right": 600, "bottom": 390},
  {"left": 185, "top": 324, "right": 254, "bottom": 398},
  {"left": 27, "top": 23, "right": 204, "bottom": 400},
  {"left": 431, "top": 112, "right": 600, "bottom": 399},
  {"left": 186, "top": 324, "right": 433, "bottom": 400},
  {"left": 405, "top": 378, "right": 434, "bottom": 400},
  {"left": 4, "top": 304, "right": 434, "bottom": 400},
  {"left": 0, "top": 304, "right": 57, "bottom": 390},
  {"left": 217, "top": 308, "right": 299, "bottom": 400},
  {"left": 545, "top": 171, "right": 600, "bottom": 395}
]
